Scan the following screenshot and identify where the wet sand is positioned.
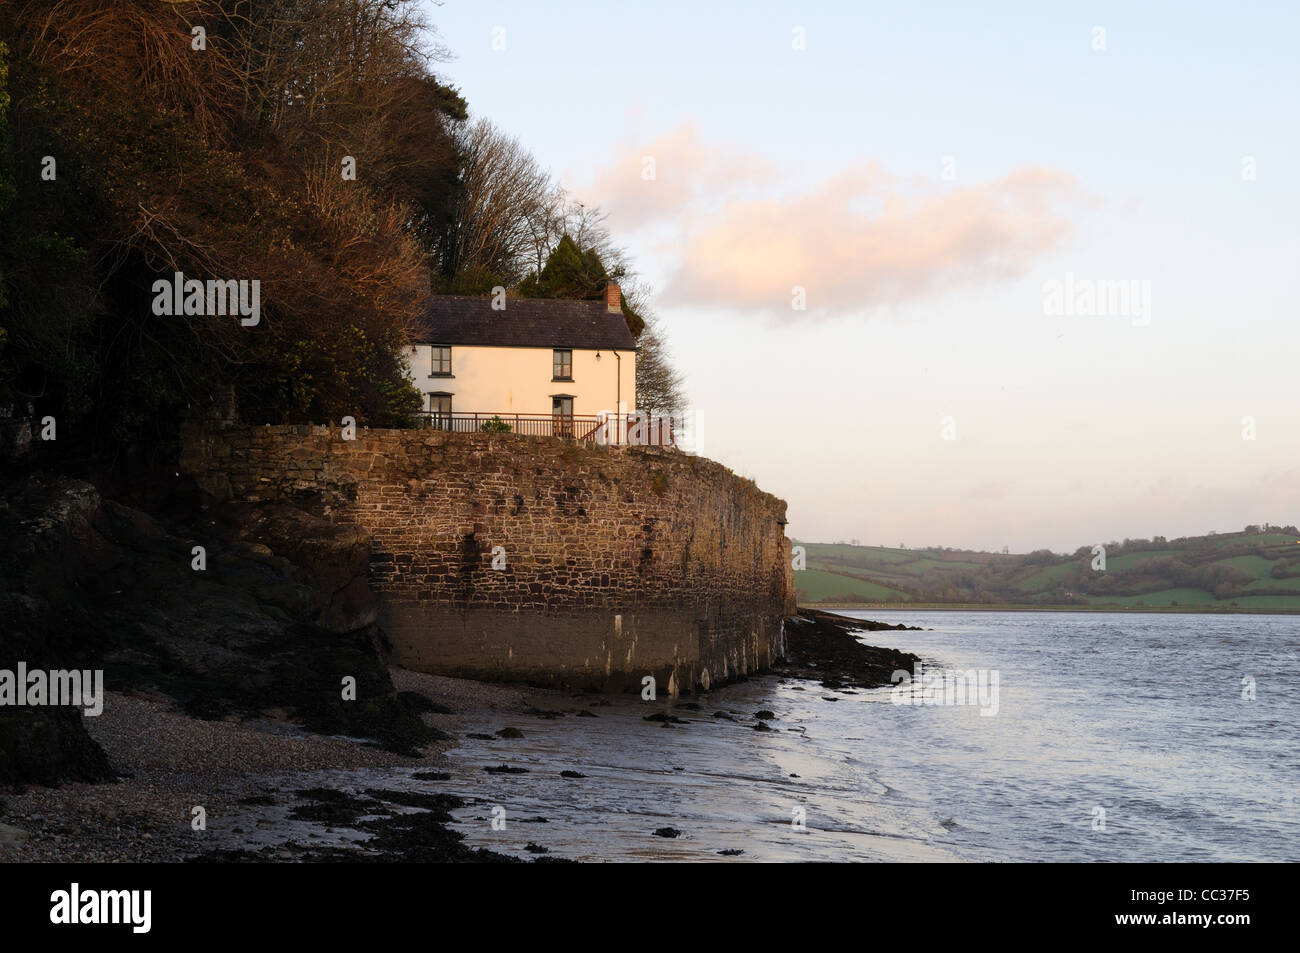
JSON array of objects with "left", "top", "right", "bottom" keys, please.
[
  {"left": 437, "top": 677, "right": 961, "bottom": 862},
  {"left": 2, "top": 613, "right": 950, "bottom": 862}
]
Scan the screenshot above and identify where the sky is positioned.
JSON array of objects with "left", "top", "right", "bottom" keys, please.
[{"left": 422, "top": 1, "right": 1300, "bottom": 552}]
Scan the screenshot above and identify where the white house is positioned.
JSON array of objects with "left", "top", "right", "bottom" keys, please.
[{"left": 406, "top": 282, "right": 641, "bottom": 441}]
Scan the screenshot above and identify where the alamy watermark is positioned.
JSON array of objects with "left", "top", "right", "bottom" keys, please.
[
  {"left": 152, "top": 271, "right": 260, "bottom": 326},
  {"left": 592, "top": 403, "right": 701, "bottom": 454},
  {"left": 1043, "top": 272, "right": 1151, "bottom": 327},
  {"left": 890, "top": 662, "right": 1000, "bottom": 716},
  {"left": 0, "top": 663, "right": 103, "bottom": 716},
  {"left": 50, "top": 884, "right": 150, "bottom": 933}
]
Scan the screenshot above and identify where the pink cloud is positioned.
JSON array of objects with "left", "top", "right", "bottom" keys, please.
[
  {"left": 660, "top": 163, "right": 1080, "bottom": 316},
  {"left": 580, "top": 123, "right": 776, "bottom": 229}
]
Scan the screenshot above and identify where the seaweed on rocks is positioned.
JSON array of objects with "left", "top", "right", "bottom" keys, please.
[
  {"left": 361, "top": 788, "right": 455, "bottom": 810},
  {"left": 356, "top": 793, "right": 517, "bottom": 863},
  {"left": 777, "top": 608, "right": 921, "bottom": 690},
  {"left": 194, "top": 813, "right": 521, "bottom": 864},
  {"left": 289, "top": 797, "right": 388, "bottom": 826},
  {"left": 525, "top": 707, "right": 566, "bottom": 719},
  {"left": 193, "top": 787, "right": 548, "bottom": 862},
  {"left": 411, "top": 771, "right": 451, "bottom": 782}
]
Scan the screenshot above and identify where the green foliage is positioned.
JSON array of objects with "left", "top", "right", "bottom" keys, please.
[
  {"left": 427, "top": 81, "right": 469, "bottom": 123},
  {"left": 620, "top": 298, "right": 646, "bottom": 338},
  {"left": 239, "top": 324, "right": 422, "bottom": 428},
  {"left": 479, "top": 415, "right": 511, "bottom": 433},
  {"left": 519, "top": 235, "right": 644, "bottom": 336},
  {"left": 439, "top": 264, "right": 509, "bottom": 295},
  {"left": 519, "top": 235, "right": 607, "bottom": 298}
]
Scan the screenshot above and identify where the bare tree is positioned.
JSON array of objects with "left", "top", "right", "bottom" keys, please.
[
  {"left": 438, "top": 118, "right": 559, "bottom": 289},
  {"left": 556, "top": 199, "right": 632, "bottom": 282},
  {"left": 631, "top": 293, "right": 685, "bottom": 418}
]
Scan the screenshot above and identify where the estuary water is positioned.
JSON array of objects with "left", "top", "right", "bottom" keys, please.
[{"left": 443, "top": 611, "right": 1299, "bottom": 862}]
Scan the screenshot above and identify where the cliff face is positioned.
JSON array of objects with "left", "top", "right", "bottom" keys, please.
[{"left": 182, "top": 425, "right": 796, "bottom": 694}]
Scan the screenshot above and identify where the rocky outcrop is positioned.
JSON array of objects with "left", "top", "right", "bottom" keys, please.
[
  {"left": 197, "top": 501, "right": 378, "bottom": 633},
  {"left": 0, "top": 474, "right": 436, "bottom": 788},
  {"left": 1, "top": 479, "right": 118, "bottom": 785},
  {"left": 777, "top": 608, "right": 922, "bottom": 690},
  {"left": 0, "top": 708, "right": 115, "bottom": 788}
]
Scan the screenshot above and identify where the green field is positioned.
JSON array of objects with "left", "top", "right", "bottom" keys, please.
[
  {"left": 1013, "top": 563, "right": 1075, "bottom": 591},
  {"left": 792, "top": 569, "right": 911, "bottom": 602},
  {"left": 1233, "top": 533, "right": 1296, "bottom": 547},
  {"left": 1230, "top": 594, "right": 1300, "bottom": 610},
  {"left": 809, "top": 544, "right": 917, "bottom": 564},
  {"left": 795, "top": 526, "right": 1300, "bottom": 612},
  {"left": 1078, "top": 588, "right": 1218, "bottom": 607},
  {"left": 1211, "top": 555, "right": 1276, "bottom": 575},
  {"left": 1246, "top": 576, "right": 1300, "bottom": 591},
  {"left": 1105, "top": 550, "right": 1181, "bottom": 571}
]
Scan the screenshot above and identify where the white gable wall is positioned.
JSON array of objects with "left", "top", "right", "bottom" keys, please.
[{"left": 405, "top": 344, "right": 636, "bottom": 417}]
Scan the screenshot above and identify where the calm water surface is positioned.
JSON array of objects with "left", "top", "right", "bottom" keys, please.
[{"left": 439, "top": 611, "right": 1298, "bottom": 861}]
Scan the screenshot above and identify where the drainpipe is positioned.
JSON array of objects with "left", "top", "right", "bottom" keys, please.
[{"left": 613, "top": 350, "right": 622, "bottom": 445}]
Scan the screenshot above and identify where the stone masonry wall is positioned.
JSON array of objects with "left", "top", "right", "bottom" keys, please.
[{"left": 180, "top": 424, "right": 797, "bottom": 694}]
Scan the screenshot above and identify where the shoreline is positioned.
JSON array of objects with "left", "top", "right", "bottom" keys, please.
[
  {"left": 805, "top": 602, "right": 1300, "bottom": 615},
  {"left": 1, "top": 612, "right": 918, "bottom": 863}
]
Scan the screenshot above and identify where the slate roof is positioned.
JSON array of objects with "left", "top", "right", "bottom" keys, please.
[{"left": 412, "top": 295, "right": 637, "bottom": 350}]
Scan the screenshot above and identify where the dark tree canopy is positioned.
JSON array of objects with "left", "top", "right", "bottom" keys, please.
[
  {"left": 0, "top": 0, "right": 679, "bottom": 481},
  {"left": 0, "top": 0, "right": 465, "bottom": 463}
]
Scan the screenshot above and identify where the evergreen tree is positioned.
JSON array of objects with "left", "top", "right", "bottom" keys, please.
[{"left": 519, "top": 235, "right": 644, "bottom": 336}]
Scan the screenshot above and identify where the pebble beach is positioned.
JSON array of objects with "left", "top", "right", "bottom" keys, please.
[{"left": 0, "top": 670, "right": 536, "bottom": 862}]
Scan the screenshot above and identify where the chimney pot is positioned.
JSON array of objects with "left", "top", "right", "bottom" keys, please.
[{"left": 605, "top": 282, "right": 622, "bottom": 313}]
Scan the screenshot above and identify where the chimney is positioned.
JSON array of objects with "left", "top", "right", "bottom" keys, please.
[{"left": 605, "top": 282, "right": 622, "bottom": 313}]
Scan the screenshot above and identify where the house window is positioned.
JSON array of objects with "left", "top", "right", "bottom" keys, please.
[
  {"left": 428, "top": 393, "right": 452, "bottom": 430},
  {"left": 430, "top": 346, "right": 452, "bottom": 377},
  {"left": 552, "top": 349, "right": 572, "bottom": 381}
]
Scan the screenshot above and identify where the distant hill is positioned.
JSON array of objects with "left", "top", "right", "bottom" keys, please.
[{"left": 794, "top": 526, "right": 1300, "bottom": 612}]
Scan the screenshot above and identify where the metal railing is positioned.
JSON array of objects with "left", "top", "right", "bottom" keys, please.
[{"left": 414, "top": 412, "right": 675, "bottom": 446}]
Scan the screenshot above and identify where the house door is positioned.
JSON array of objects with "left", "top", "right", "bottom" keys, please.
[
  {"left": 429, "top": 393, "right": 452, "bottom": 430},
  {"left": 552, "top": 396, "right": 573, "bottom": 437}
]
